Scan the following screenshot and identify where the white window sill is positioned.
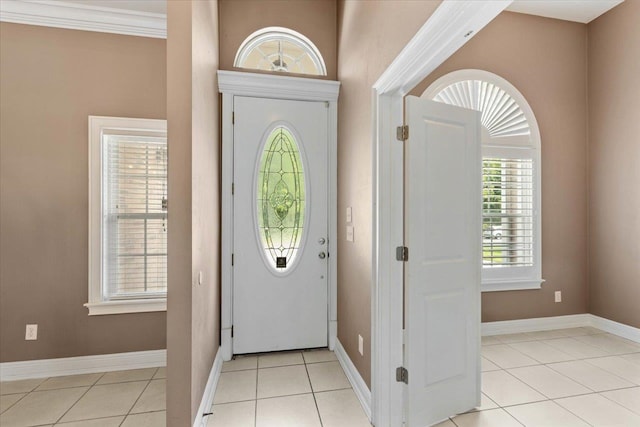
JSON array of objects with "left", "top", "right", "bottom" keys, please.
[
  {"left": 84, "top": 298, "right": 167, "bottom": 316},
  {"left": 482, "top": 279, "right": 545, "bottom": 293}
]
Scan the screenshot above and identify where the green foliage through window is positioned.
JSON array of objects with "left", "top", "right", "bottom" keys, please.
[{"left": 482, "top": 158, "right": 534, "bottom": 267}]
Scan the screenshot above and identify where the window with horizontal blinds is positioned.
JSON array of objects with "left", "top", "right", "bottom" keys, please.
[
  {"left": 104, "top": 134, "right": 167, "bottom": 299},
  {"left": 423, "top": 70, "right": 543, "bottom": 291},
  {"left": 482, "top": 158, "right": 534, "bottom": 268}
]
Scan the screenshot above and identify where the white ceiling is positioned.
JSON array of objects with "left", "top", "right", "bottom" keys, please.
[
  {"left": 507, "top": 0, "right": 624, "bottom": 23},
  {"left": 60, "top": 0, "right": 166, "bottom": 15},
  {"left": 40, "top": 0, "right": 623, "bottom": 24}
]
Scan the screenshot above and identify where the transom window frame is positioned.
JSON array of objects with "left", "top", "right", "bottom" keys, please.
[
  {"left": 423, "top": 69, "right": 544, "bottom": 292},
  {"left": 234, "top": 26, "right": 327, "bottom": 76},
  {"left": 87, "top": 116, "right": 168, "bottom": 315}
]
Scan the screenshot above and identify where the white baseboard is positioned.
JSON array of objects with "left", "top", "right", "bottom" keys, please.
[
  {"left": 334, "top": 338, "right": 371, "bottom": 421},
  {"left": 589, "top": 315, "right": 640, "bottom": 344},
  {"left": 482, "top": 313, "right": 640, "bottom": 344},
  {"left": 0, "top": 349, "right": 166, "bottom": 381},
  {"left": 194, "top": 348, "right": 223, "bottom": 427},
  {"left": 482, "top": 314, "right": 592, "bottom": 336}
]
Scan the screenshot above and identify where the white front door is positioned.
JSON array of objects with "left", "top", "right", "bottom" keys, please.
[
  {"left": 233, "top": 96, "right": 329, "bottom": 354},
  {"left": 404, "top": 96, "right": 481, "bottom": 426}
]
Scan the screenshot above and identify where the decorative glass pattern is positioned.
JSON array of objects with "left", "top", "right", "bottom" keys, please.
[
  {"left": 234, "top": 27, "right": 327, "bottom": 76},
  {"left": 257, "top": 127, "right": 306, "bottom": 271}
]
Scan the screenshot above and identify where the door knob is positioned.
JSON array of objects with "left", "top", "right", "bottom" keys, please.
[
  {"left": 318, "top": 251, "right": 326, "bottom": 259},
  {"left": 318, "top": 237, "right": 326, "bottom": 245}
]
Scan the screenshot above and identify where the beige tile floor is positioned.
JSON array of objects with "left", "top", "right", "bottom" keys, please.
[
  {"left": 0, "top": 366, "right": 166, "bottom": 427},
  {"left": 206, "top": 348, "right": 370, "bottom": 427},
  {"left": 0, "top": 349, "right": 370, "bottom": 427},
  {"left": 2, "top": 328, "right": 640, "bottom": 427},
  {"left": 435, "top": 326, "right": 640, "bottom": 426}
]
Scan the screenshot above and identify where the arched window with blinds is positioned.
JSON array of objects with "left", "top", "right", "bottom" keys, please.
[{"left": 423, "top": 70, "right": 543, "bottom": 292}]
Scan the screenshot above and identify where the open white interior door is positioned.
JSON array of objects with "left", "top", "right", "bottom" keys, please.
[{"left": 404, "top": 96, "right": 481, "bottom": 426}]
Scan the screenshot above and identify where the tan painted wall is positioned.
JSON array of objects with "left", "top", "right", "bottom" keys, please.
[
  {"left": 337, "top": 0, "right": 442, "bottom": 388},
  {"left": 588, "top": 0, "right": 640, "bottom": 328},
  {"left": 410, "top": 11, "right": 590, "bottom": 322},
  {"left": 218, "top": 0, "right": 337, "bottom": 79},
  {"left": 190, "top": 0, "right": 221, "bottom": 420},
  {"left": 0, "top": 23, "right": 167, "bottom": 363},
  {"left": 166, "top": 1, "right": 220, "bottom": 425}
]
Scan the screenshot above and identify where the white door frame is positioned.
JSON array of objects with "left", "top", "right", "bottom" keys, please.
[
  {"left": 218, "top": 70, "right": 340, "bottom": 361},
  {"left": 370, "top": 1, "right": 512, "bottom": 425}
]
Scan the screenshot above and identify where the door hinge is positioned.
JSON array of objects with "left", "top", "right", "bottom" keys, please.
[
  {"left": 396, "top": 366, "right": 408, "bottom": 384},
  {"left": 396, "top": 125, "right": 409, "bottom": 141},
  {"left": 232, "top": 183, "right": 235, "bottom": 195},
  {"left": 231, "top": 253, "right": 234, "bottom": 266},
  {"left": 231, "top": 325, "right": 234, "bottom": 338},
  {"left": 232, "top": 111, "right": 235, "bottom": 125},
  {"left": 396, "top": 246, "right": 409, "bottom": 261}
]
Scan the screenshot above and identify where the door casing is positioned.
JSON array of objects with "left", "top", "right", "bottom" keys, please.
[{"left": 218, "top": 70, "right": 340, "bottom": 361}]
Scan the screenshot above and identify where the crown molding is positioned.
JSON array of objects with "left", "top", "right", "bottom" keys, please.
[{"left": 0, "top": 0, "right": 166, "bottom": 39}]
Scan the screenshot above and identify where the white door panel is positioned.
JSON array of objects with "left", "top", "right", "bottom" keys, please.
[
  {"left": 233, "top": 96, "right": 328, "bottom": 354},
  {"left": 404, "top": 96, "right": 481, "bottom": 426}
]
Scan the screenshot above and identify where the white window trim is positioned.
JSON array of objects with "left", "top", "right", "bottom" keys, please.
[
  {"left": 87, "top": 116, "right": 168, "bottom": 316},
  {"left": 423, "top": 69, "right": 543, "bottom": 292}
]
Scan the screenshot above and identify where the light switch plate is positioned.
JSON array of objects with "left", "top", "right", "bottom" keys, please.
[
  {"left": 358, "top": 334, "right": 364, "bottom": 355},
  {"left": 346, "top": 225, "right": 354, "bottom": 242},
  {"left": 25, "top": 324, "right": 37, "bottom": 340},
  {"left": 346, "top": 207, "right": 352, "bottom": 223}
]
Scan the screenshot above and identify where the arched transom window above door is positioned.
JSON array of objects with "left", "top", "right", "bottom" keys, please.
[
  {"left": 234, "top": 27, "right": 327, "bottom": 76},
  {"left": 423, "top": 69, "right": 543, "bottom": 292}
]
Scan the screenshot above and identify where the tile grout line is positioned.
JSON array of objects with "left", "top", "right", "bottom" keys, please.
[
  {"left": 303, "top": 356, "right": 324, "bottom": 427},
  {"left": 448, "top": 330, "right": 637, "bottom": 426},
  {"left": 124, "top": 375, "right": 155, "bottom": 417},
  {"left": 482, "top": 364, "right": 639, "bottom": 426},
  {"left": 49, "top": 371, "right": 107, "bottom": 424},
  {"left": 544, "top": 361, "right": 638, "bottom": 392},
  {"left": 0, "top": 391, "right": 30, "bottom": 415},
  {"left": 63, "top": 369, "right": 155, "bottom": 427},
  {"left": 254, "top": 361, "right": 259, "bottom": 427},
  {"left": 598, "top": 388, "right": 640, "bottom": 417},
  {"left": 548, "top": 397, "right": 600, "bottom": 427},
  {"left": 51, "top": 383, "right": 97, "bottom": 424}
]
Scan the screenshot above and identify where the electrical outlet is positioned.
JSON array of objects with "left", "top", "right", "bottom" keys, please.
[
  {"left": 555, "top": 291, "right": 562, "bottom": 303},
  {"left": 198, "top": 271, "right": 203, "bottom": 286},
  {"left": 25, "top": 324, "right": 38, "bottom": 340},
  {"left": 358, "top": 334, "right": 364, "bottom": 355}
]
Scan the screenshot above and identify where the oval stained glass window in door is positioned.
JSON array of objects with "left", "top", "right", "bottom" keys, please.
[{"left": 257, "top": 126, "right": 306, "bottom": 271}]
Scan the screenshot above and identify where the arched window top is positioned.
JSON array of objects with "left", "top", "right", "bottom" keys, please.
[
  {"left": 234, "top": 27, "right": 327, "bottom": 76},
  {"left": 422, "top": 69, "right": 540, "bottom": 147}
]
